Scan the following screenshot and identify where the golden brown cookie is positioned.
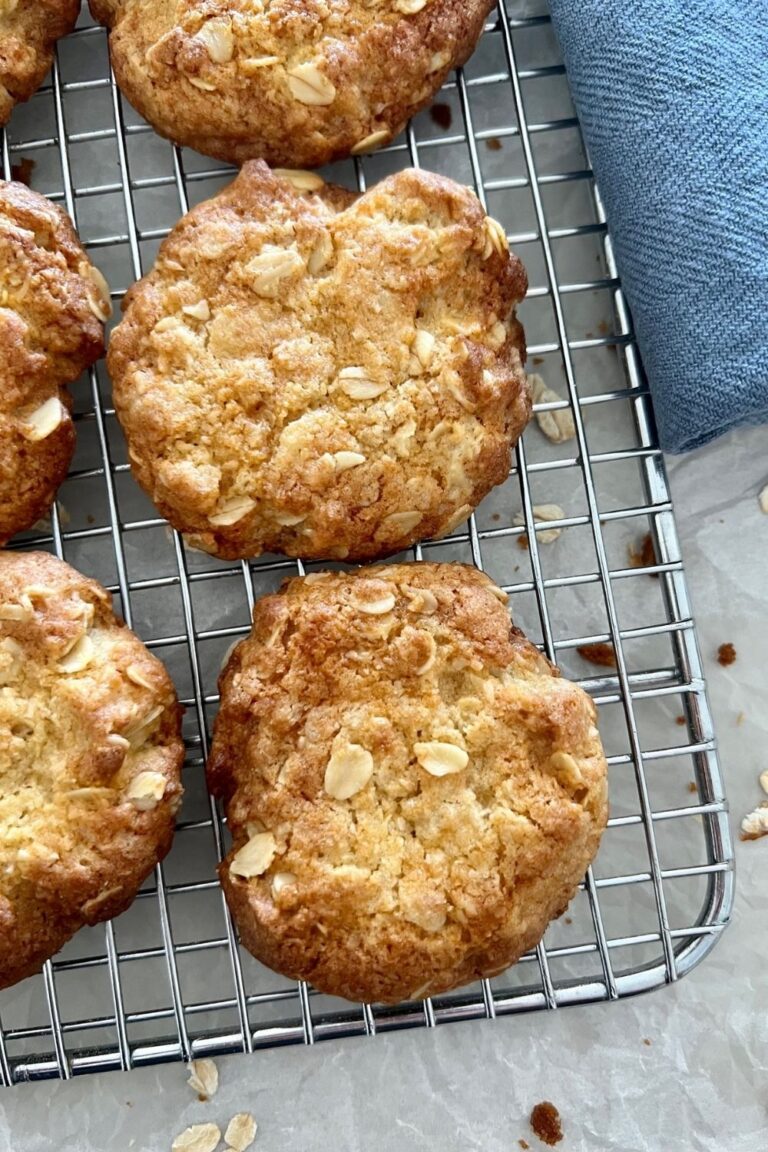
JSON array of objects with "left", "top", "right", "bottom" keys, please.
[
  {"left": 0, "top": 181, "right": 110, "bottom": 545},
  {"left": 108, "top": 163, "right": 529, "bottom": 562},
  {"left": 0, "top": 550, "right": 184, "bottom": 990},
  {"left": 0, "top": 0, "right": 80, "bottom": 126},
  {"left": 207, "top": 563, "right": 608, "bottom": 1005},
  {"left": 90, "top": 0, "right": 494, "bottom": 167}
]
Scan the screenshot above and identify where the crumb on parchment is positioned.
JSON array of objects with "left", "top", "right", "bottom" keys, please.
[
  {"left": 186, "top": 1059, "right": 218, "bottom": 1101},
  {"left": 528, "top": 374, "right": 576, "bottom": 444},
  {"left": 740, "top": 804, "right": 768, "bottom": 842},
  {"left": 11, "top": 157, "right": 35, "bottom": 186},
  {"left": 514, "top": 505, "right": 564, "bottom": 546},
  {"left": 628, "top": 532, "right": 659, "bottom": 575},
  {"left": 429, "top": 102, "right": 453, "bottom": 130},
  {"left": 577, "top": 642, "right": 617, "bottom": 668},
  {"left": 171, "top": 1123, "right": 221, "bottom": 1152},
  {"left": 530, "top": 1101, "right": 563, "bottom": 1146},
  {"left": 224, "top": 1112, "right": 258, "bottom": 1151},
  {"left": 717, "top": 643, "right": 736, "bottom": 667}
]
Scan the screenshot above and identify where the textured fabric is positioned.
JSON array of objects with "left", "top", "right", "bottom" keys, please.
[{"left": 548, "top": 0, "right": 768, "bottom": 453}]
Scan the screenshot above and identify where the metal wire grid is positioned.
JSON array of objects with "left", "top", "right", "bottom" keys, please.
[{"left": 0, "top": 1, "right": 734, "bottom": 1085}]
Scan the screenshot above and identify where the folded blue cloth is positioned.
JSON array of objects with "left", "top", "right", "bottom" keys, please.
[{"left": 548, "top": 0, "right": 768, "bottom": 453}]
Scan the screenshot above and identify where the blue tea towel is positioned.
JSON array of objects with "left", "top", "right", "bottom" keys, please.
[{"left": 548, "top": 0, "right": 768, "bottom": 453}]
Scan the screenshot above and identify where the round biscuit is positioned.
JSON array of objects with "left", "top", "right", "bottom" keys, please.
[
  {"left": 91, "top": 0, "right": 495, "bottom": 167},
  {"left": 0, "top": 0, "right": 80, "bottom": 126},
  {"left": 208, "top": 562, "right": 608, "bottom": 1004},
  {"left": 108, "top": 163, "right": 530, "bottom": 562},
  {"left": 0, "top": 551, "right": 184, "bottom": 990},
  {"left": 0, "top": 181, "right": 109, "bottom": 544}
]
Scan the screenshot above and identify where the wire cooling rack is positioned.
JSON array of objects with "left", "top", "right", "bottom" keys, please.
[{"left": 0, "top": 0, "right": 734, "bottom": 1085}]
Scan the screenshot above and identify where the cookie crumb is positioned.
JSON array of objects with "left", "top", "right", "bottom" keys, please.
[
  {"left": 519, "top": 1141, "right": 531, "bottom": 1150},
  {"left": 688, "top": 782, "right": 697, "bottom": 793},
  {"left": 517, "top": 534, "right": 529, "bottom": 550},
  {"left": 564, "top": 915, "right": 573, "bottom": 925},
  {"left": 598, "top": 319, "right": 609, "bottom": 336},
  {"left": 430, "top": 102, "right": 453, "bottom": 130},
  {"left": 514, "top": 504, "right": 564, "bottom": 545},
  {"left": 736, "top": 711, "right": 745, "bottom": 725},
  {"left": 224, "top": 1112, "right": 258, "bottom": 1151},
  {"left": 628, "top": 532, "right": 658, "bottom": 574},
  {"left": 642, "top": 1037, "right": 652, "bottom": 1046},
  {"left": 675, "top": 715, "right": 686, "bottom": 726},
  {"left": 717, "top": 643, "right": 736, "bottom": 667},
  {"left": 530, "top": 1102, "right": 563, "bottom": 1147},
  {"left": 11, "top": 156, "right": 35, "bottom": 186},
  {"left": 577, "top": 642, "right": 617, "bottom": 668},
  {"left": 740, "top": 804, "right": 768, "bottom": 841},
  {"left": 171, "top": 1123, "right": 221, "bottom": 1152},
  {"left": 532, "top": 356, "right": 544, "bottom": 365},
  {"left": 528, "top": 375, "right": 576, "bottom": 444},
  {"left": 486, "top": 136, "right": 503, "bottom": 151},
  {"left": 492, "top": 512, "right": 500, "bottom": 522},
  {"left": 186, "top": 1058, "right": 218, "bottom": 1101}
]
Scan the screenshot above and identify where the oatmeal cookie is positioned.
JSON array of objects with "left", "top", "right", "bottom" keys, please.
[
  {"left": 0, "top": 0, "right": 80, "bottom": 126},
  {"left": 108, "top": 163, "right": 529, "bottom": 562},
  {"left": 90, "top": 0, "right": 494, "bottom": 167},
  {"left": 208, "top": 563, "right": 608, "bottom": 1004},
  {"left": 0, "top": 550, "right": 184, "bottom": 990},
  {"left": 0, "top": 181, "right": 110, "bottom": 544}
]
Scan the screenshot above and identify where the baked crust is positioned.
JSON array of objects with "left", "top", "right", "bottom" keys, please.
[
  {"left": 0, "top": 550, "right": 184, "bottom": 990},
  {"left": 0, "top": 0, "right": 80, "bottom": 126},
  {"left": 208, "top": 563, "right": 608, "bottom": 1004},
  {"left": 108, "top": 162, "right": 529, "bottom": 562},
  {"left": 0, "top": 181, "right": 109, "bottom": 544},
  {"left": 90, "top": 0, "right": 495, "bottom": 167}
]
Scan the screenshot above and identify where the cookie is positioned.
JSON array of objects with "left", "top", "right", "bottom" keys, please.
[
  {"left": 108, "top": 163, "right": 529, "bottom": 562},
  {"left": 0, "top": 550, "right": 184, "bottom": 990},
  {"left": 207, "top": 563, "right": 608, "bottom": 1005},
  {"left": 0, "top": 181, "right": 110, "bottom": 544},
  {"left": 0, "top": 0, "right": 80, "bottom": 126},
  {"left": 90, "top": 0, "right": 494, "bottom": 167}
]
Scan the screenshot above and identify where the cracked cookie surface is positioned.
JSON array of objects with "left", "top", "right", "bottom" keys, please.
[
  {"left": 0, "top": 0, "right": 80, "bottom": 126},
  {"left": 91, "top": 0, "right": 494, "bottom": 167},
  {"left": 0, "top": 551, "right": 184, "bottom": 990},
  {"left": 108, "top": 162, "right": 529, "bottom": 562},
  {"left": 0, "top": 181, "right": 109, "bottom": 544},
  {"left": 208, "top": 562, "right": 608, "bottom": 1004}
]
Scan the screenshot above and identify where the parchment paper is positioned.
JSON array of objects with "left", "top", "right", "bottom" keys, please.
[{"left": 0, "top": 0, "right": 766, "bottom": 1145}]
